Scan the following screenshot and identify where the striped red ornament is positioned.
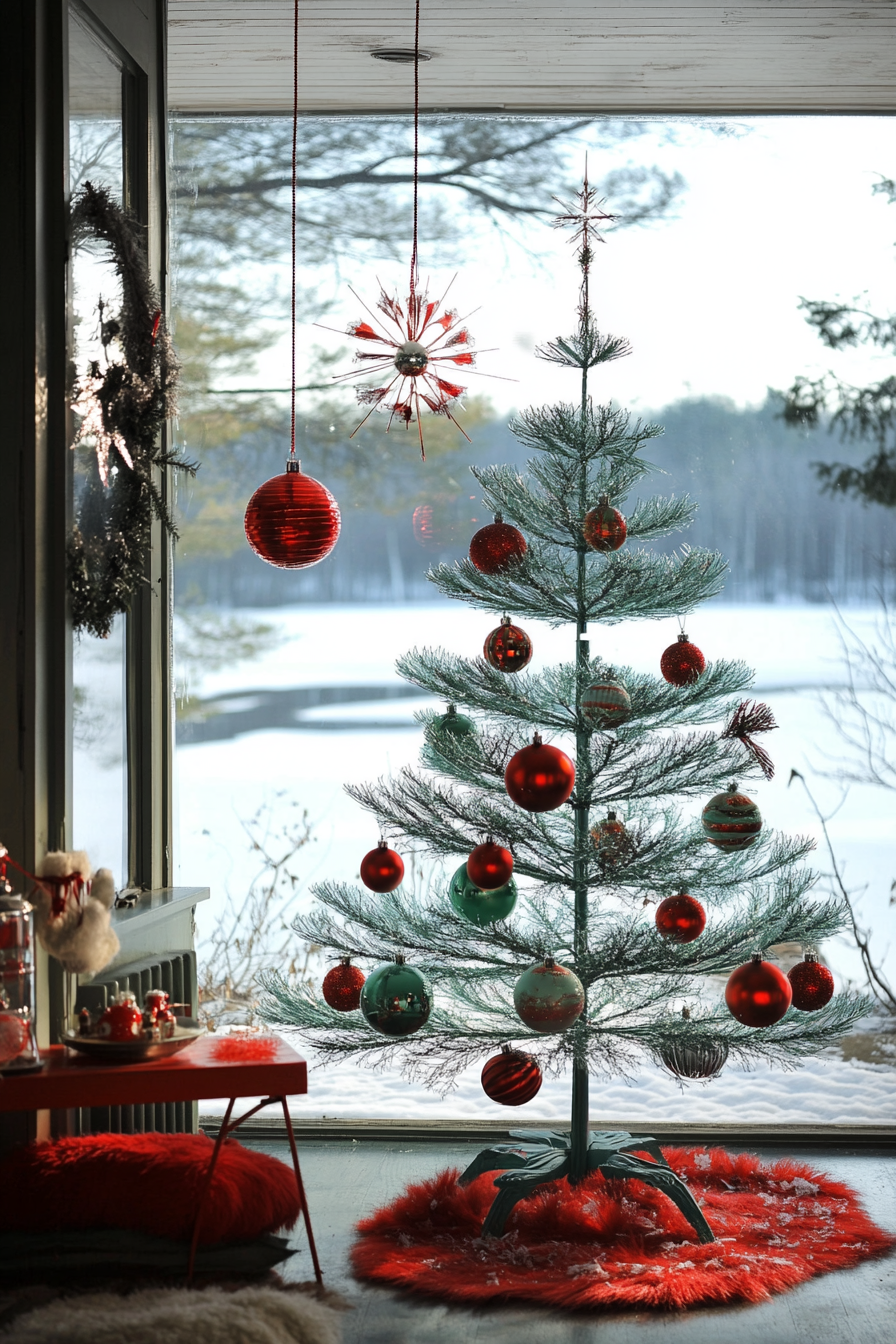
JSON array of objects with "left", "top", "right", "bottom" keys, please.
[
  {"left": 480, "top": 1046, "right": 543, "bottom": 1106},
  {"left": 483, "top": 616, "right": 532, "bottom": 674},
  {"left": 702, "top": 786, "right": 762, "bottom": 851},
  {"left": 582, "top": 679, "right": 631, "bottom": 727},
  {"left": 244, "top": 460, "right": 340, "bottom": 569}
]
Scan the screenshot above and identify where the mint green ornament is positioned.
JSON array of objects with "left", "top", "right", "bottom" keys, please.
[
  {"left": 433, "top": 704, "right": 476, "bottom": 739},
  {"left": 448, "top": 862, "right": 518, "bottom": 927},
  {"left": 360, "top": 955, "right": 432, "bottom": 1037}
]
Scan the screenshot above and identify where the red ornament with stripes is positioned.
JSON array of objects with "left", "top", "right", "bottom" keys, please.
[{"left": 481, "top": 1046, "right": 543, "bottom": 1106}]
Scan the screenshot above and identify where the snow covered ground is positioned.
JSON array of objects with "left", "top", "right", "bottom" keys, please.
[{"left": 200, "top": 1033, "right": 896, "bottom": 1125}]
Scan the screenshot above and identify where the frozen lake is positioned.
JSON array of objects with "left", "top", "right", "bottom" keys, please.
[{"left": 174, "top": 600, "right": 895, "bottom": 990}]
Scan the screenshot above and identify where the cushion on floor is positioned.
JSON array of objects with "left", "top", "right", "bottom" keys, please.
[{"left": 0, "top": 1133, "right": 301, "bottom": 1245}]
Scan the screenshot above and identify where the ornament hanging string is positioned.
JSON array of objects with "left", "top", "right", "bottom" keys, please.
[
  {"left": 410, "top": 0, "right": 421, "bottom": 296},
  {"left": 290, "top": 0, "right": 299, "bottom": 461}
]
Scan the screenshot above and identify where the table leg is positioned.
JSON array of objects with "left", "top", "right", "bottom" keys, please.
[
  {"left": 187, "top": 1096, "right": 235, "bottom": 1283},
  {"left": 280, "top": 1097, "right": 323, "bottom": 1287}
]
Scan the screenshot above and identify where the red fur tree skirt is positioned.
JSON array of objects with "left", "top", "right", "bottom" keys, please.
[{"left": 352, "top": 1147, "right": 895, "bottom": 1309}]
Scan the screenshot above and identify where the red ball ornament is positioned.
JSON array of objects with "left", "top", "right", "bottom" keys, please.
[
  {"left": 505, "top": 733, "right": 575, "bottom": 813},
  {"left": 466, "top": 840, "right": 514, "bottom": 891},
  {"left": 660, "top": 632, "right": 706, "bottom": 686},
  {"left": 583, "top": 496, "right": 627, "bottom": 552},
  {"left": 725, "top": 955, "right": 792, "bottom": 1028},
  {"left": 322, "top": 958, "right": 366, "bottom": 1012},
  {"left": 788, "top": 955, "right": 835, "bottom": 1012},
  {"left": 469, "top": 513, "right": 527, "bottom": 574},
  {"left": 359, "top": 841, "right": 405, "bottom": 893},
  {"left": 483, "top": 616, "right": 532, "bottom": 674},
  {"left": 481, "top": 1045, "right": 543, "bottom": 1106},
  {"left": 244, "top": 459, "right": 341, "bottom": 569},
  {"left": 655, "top": 892, "right": 706, "bottom": 943}
]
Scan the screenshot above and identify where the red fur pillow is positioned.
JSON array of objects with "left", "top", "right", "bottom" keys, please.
[{"left": 0, "top": 1133, "right": 301, "bottom": 1245}]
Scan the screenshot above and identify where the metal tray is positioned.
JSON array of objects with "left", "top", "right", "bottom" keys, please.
[{"left": 62, "top": 1018, "right": 205, "bottom": 1064}]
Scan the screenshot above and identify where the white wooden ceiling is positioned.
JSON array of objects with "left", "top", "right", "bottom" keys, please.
[{"left": 167, "top": 1, "right": 896, "bottom": 115}]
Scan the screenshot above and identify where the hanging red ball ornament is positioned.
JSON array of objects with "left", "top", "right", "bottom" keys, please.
[
  {"left": 483, "top": 616, "right": 533, "bottom": 674},
  {"left": 466, "top": 840, "right": 514, "bottom": 891},
  {"left": 788, "top": 955, "right": 835, "bottom": 1012},
  {"left": 469, "top": 513, "right": 527, "bottom": 574},
  {"left": 655, "top": 892, "right": 706, "bottom": 943},
  {"left": 583, "top": 496, "right": 627, "bottom": 552},
  {"left": 660, "top": 633, "right": 706, "bottom": 686},
  {"left": 322, "top": 958, "right": 366, "bottom": 1012},
  {"left": 359, "top": 841, "right": 405, "bottom": 893},
  {"left": 702, "top": 784, "right": 763, "bottom": 851},
  {"left": 513, "top": 957, "right": 585, "bottom": 1034},
  {"left": 505, "top": 733, "right": 575, "bottom": 812},
  {"left": 480, "top": 1045, "right": 543, "bottom": 1106},
  {"left": 244, "top": 459, "right": 341, "bottom": 569},
  {"left": 725, "top": 955, "right": 792, "bottom": 1028}
]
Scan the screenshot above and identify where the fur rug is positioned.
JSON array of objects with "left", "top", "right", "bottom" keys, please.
[
  {"left": 352, "top": 1146, "right": 896, "bottom": 1310},
  {"left": 0, "top": 1284, "right": 342, "bottom": 1344}
]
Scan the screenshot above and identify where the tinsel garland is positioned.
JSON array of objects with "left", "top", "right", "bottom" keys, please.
[{"left": 67, "top": 182, "right": 195, "bottom": 638}]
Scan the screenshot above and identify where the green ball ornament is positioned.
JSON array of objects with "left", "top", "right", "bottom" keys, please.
[
  {"left": 433, "top": 704, "right": 476, "bottom": 739},
  {"left": 360, "top": 955, "right": 432, "bottom": 1037},
  {"left": 448, "top": 863, "right": 518, "bottom": 927}
]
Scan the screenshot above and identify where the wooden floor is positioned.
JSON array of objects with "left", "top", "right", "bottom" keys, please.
[{"left": 248, "top": 1138, "right": 896, "bottom": 1344}]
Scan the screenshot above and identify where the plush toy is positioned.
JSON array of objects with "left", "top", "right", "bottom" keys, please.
[{"left": 32, "top": 850, "right": 119, "bottom": 975}]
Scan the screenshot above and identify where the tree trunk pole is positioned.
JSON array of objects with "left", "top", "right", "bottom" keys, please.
[{"left": 569, "top": 350, "right": 591, "bottom": 1185}]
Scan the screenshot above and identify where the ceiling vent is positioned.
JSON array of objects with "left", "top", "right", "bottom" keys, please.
[{"left": 370, "top": 48, "right": 432, "bottom": 63}]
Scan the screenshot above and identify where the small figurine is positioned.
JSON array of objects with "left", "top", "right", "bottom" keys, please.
[
  {"left": 96, "top": 991, "right": 143, "bottom": 1042},
  {"left": 78, "top": 1006, "right": 92, "bottom": 1036}
]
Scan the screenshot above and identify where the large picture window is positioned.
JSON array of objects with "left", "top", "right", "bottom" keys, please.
[{"left": 169, "top": 112, "right": 895, "bottom": 1123}]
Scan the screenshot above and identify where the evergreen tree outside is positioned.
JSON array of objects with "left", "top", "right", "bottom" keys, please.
[{"left": 262, "top": 180, "right": 868, "bottom": 1236}]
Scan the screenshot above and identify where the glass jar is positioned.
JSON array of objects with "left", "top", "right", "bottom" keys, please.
[{"left": 0, "top": 893, "right": 40, "bottom": 1073}]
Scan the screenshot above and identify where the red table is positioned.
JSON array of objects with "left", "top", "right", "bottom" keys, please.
[{"left": 0, "top": 1036, "right": 321, "bottom": 1283}]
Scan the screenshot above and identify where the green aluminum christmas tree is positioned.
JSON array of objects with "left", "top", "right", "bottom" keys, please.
[{"left": 262, "top": 177, "right": 868, "bottom": 1241}]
